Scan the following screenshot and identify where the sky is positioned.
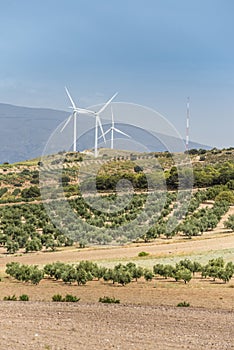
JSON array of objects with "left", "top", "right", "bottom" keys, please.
[{"left": 0, "top": 0, "right": 234, "bottom": 148}]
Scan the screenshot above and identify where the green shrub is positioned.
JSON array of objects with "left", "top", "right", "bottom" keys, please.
[
  {"left": 177, "top": 301, "right": 190, "bottom": 307},
  {"left": 21, "top": 186, "right": 40, "bottom": 199},
  {"left": 0, "top": 188, "right": 8, "bottom": 197},
  {"left": 3, "top": 294, "right": 17, "bottom": 301},
  {"left": 138, "top": 251, "right": 149, "bottom": 257},
  {"left": 19, "top": 294, "right": 29, "bottom": 301},
  {"left": 52, "top": 294, "right": 63, "bottom": 302},
  {"left": 12, "top": 188, "right": 21, "bottom": 196},
  {"left": 99, "top": 296, "right": 120, "bottom": 304},
  {"left": 52, "top": 294, "right": 80, "bottom": 302},
  {"left": 64, "top": 294, "right": 80, "bottom": 303}
]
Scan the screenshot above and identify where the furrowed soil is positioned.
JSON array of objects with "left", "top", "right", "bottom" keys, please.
[
  {"left": 0, "top": 302, "right": 233, "bottom": 350},
  {"left": 0, "top": 233, "right": 234, "bottom": 349}
]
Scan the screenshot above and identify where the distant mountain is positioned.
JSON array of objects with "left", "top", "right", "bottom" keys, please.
[{"left": 0, "top": 103, "right": 211, "bottom": 163}]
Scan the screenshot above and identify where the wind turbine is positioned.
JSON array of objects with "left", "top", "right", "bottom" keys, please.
[
  {"left": 100, "top": 106, "right": 130, "bottom": 149},
  {"left": 84, "top": 92, "right": 118, "bottom": 157},
  {"left": 61, "top": 88, "right": 118, "bottom": 157}
]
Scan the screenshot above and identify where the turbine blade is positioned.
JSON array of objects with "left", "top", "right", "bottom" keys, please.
[
  {"left": 97, "top": 92, "right": 118, "bottom": 115},
  {"left": 114, "top": 128, "right": 131, "bottom": 138},
  {"left": 97, "top": 116, "right": 106, "bottom": 143},
  {"left": 61, "top": 114, "right": 72, "bottom": 132},
  {"left": 65, "top": 86, "right": 77, "bottom": 110},
  {"left": 76, "top": 107, "right": 95, "bottom": 115},
  {"left": 98, "top": 128, "right": 111, "bottom": 140}
]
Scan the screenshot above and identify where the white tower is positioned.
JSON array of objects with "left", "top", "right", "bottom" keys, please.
[{"left": 186, "top": 97, "right": 190, "bottom": 151}]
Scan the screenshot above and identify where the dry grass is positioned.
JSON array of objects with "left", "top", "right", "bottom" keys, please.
[{"left": 0, "top": 274, "right": 234, "bottom": 310}]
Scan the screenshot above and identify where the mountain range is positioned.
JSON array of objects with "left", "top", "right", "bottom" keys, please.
[{"left": 0, "top": 102, "right": 212, "bottom": 163}]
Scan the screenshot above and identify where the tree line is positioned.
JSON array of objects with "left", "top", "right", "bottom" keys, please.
[{"left": 5, "top": 257, "right": 234, "bottom": 286}]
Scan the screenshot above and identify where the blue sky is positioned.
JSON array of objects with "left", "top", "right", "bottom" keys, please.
[{"left": 0, "top": 0, "right": 234, "bottom": 148}]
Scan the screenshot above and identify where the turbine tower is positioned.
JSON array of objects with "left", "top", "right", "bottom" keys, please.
[
  {"left": 86, "top": 93, "right": 118, "bottom": 157},
  {"left": 100, "top": 106, "right": 130, "bottom": 149},
  {"left": 186, "top": 97, "right": 190, "bottom": 151}
]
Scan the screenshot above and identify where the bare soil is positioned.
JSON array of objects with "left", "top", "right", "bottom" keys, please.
[
  {"left": 0, "top": 301, "right": 233, "bottom": 350},
  {"left": 0, "top": 275, "right": 234, "bottom": 310},
  {"left": 0, "top": 232, "right": 234, "bottom": 349},
  {"left": 1, "top": 232, "right": 234, "bottom": 269}
]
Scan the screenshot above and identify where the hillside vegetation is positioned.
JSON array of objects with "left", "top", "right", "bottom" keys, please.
[{"left": 0, "top": 147, "right": 233, "bottom": 254}]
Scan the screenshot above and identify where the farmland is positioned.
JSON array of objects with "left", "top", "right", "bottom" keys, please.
[
  {"left": 0, "top": 148, "right": 234, "bottom": 349},
  {"left": 0, "top": 233, "right": 234, "bottom": 349},
  {"left": 1, "top": 239, "right": 234, "bottom": 350}
]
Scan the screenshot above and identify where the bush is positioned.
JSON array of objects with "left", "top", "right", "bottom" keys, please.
[
  {"left": 19, "top": 294, "right": 29, "bottom": 301},
  {"left": 3, "top": 294, "right": 17, "bottom": 301},
  {"left": 21, "top": 186, "right": 40, "bottom": 199},
  {"left": 215, "top": 191, "right": 234, "bottom": 205},
  {"left": 99, "top": 296, "right": 120, "bottom": 304},
  {"left": 64, "top": 294, "right": 80, "bottom": 302},
  {"left": 52, "top": 294, "right": 63, "bottom": 302},
  {"left": 177, "top": 301, "right": 190, "bottom": 307},
  {"left": 0, "top": 188, "right": 8, "bottom": 197},
  {"left": 52, "top": 294, "right": 80, "bottom": 302},
  {"left": 12, "top": 188, "right": 21, "bottom": 196},
  {"left": 138, "top": 251, "right": 149, "bottom": 257}
]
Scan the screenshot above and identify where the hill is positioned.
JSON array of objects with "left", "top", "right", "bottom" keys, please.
[
  {"left": 0, "top": 102, "right": 211, "bottom": 163},
  {"left": 0, "top": 147, "right": 233, "bottom": 250}
]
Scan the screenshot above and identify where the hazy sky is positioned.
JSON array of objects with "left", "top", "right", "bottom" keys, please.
[{"left": 0, "top": 0, "right": 234, "bottom": 148}]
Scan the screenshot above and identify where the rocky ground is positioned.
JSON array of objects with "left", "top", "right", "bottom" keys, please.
[{"left": 0, "top": 301, "right": 233, "bottom": 350}]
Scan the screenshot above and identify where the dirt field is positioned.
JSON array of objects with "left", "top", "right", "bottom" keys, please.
[
  {"left": 0, "top": 232, "right": 234, "bottom": 349},
  {"left": 0, "top": 301, "right": 233, "bottom": 350}
]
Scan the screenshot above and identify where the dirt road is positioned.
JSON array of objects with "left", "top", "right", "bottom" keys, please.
[{"left": 1, "top": 233, "right": 234, "bottom": 270}]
